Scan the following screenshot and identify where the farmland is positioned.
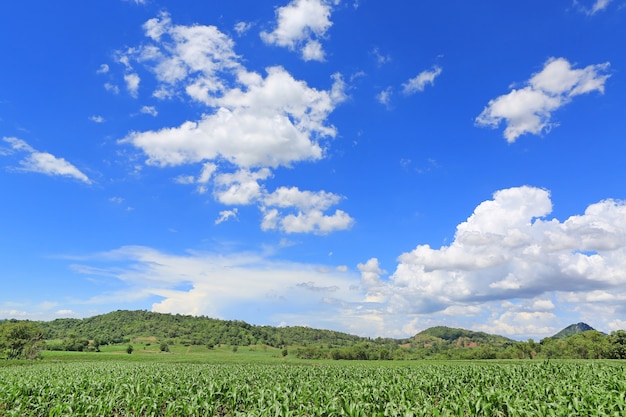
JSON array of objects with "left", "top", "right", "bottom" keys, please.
[{"left": 1, "top": 358, "right": 625, "bottom": 416}]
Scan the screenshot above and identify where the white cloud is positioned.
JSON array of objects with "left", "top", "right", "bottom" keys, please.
[
  {"left": 574, "top": 0, "right": 613, "bottom": 15},
  {"left": 371, "top": 47, "right": 391, "bottom": 66},
  {"left": 71, "top": 245, "right": 363, "bottom": 322},
  {"left": 260, "top": 186, "right": 354, "bottom": 235},
  {"left": 124, "top": 73, "right": 141, "bottom": 97},
  {"left": 476, "top": 57, "right": 610, "bottom": 142},
  {"left": 89, "top": 115, "right": 105, "bottom": 123},
  {"left": 358, "top": 258, "right": 385, "bottom": 289},
  {"left": 119, "top": 16, "right": 345, "bottom": 168},
  {"left": 104, "top": 83, "right": 120, "bottom": 94},
  {"left": 114, "top": 13, "right": 351, "bottom": 234},
  {"left": 263, "top": 186, "right": 342, "bottom": 210},
  {"left": 197, "top": 162, "right": 217, "bottom": 184},
  {"left": 213, "top": 168, "right": 271, "bottom": 205},
  {"left": 60, "top": 184, "right": 626, "bottom": 337},
  {"left": 301, "top": 39, "right": 325, "bottom": 62},
  {"left": 140, "top": 105, "right": 158, "bottom": 116},
  {"left": 376, "top": 87, "right": 393, "bottom": 108},
  {"left": 402, "top": 65, "right": 442, "bottom": 95},
  {"left": 267, "top": 208, "right": 353, "bottom": 234},
  {"left": 353, "top": 185, "right": 626, "bottom": 337},
  {"left": 2, "top": 137, "right": 91, "bottom": 184},
  {"left": 96, "top": 64, "right": 110, "bottom": 74},
  {"left": 260, "top": 0, "right": 336, "bottom": 62},
  {"left": 215, "top": 208, "right": 239, "bottom": 224},
  {"left": 234, "top": 21, "right": 253, "bottom": 36}
]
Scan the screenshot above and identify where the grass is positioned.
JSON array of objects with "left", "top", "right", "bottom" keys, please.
[{"left": 40, "top": 343, "right": 290, "bottom": 364}]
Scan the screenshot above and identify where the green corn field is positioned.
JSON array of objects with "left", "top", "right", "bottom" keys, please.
[{"left": 1, "top": 360, "right": 625, "bottom": 416}]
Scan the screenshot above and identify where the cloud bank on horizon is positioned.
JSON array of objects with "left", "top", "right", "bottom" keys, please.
[
  {"left": 60, "top": 186, "right": 626, "bottom": 338},
  {"left": 0, "top": 0, "right": 625, "bottom": 339}
]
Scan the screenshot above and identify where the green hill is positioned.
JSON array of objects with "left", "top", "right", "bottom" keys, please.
[
  {"left": 411, "top": 326, "right": 515, "bottom": 348},
  {"left": 550, "top": 322, "right": 596, "bottom": 339},
  {"left": 6, "top": 310, "right": 626, "bottom": 360},
  {"left": 39, "top": 310, "right": 374, "bottom": 348}
]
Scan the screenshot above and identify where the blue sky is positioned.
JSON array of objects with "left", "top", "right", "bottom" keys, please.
[{"left": 1, "top": 0, "right": 625, "bottom": 339}]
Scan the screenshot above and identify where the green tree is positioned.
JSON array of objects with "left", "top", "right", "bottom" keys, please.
[
  {"left": 126, "top": 344, "right": 134, "bottom": 354},
  {"left": 0, "top": 321, "right": 42, "bottom": 359},
  {"left": 608, "top": 330, "right": 626, "bottom": 359}
]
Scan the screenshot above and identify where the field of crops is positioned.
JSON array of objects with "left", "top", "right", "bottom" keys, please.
[{"left": 1, "top": 360, "right": 625, "bottom": 416}]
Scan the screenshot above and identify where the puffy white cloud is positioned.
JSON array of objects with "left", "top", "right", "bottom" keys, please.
[
  {"left": 273, "top": 208, "right": 353, "bottom": 234},
  {"left": 476, "top": 57, "right": 610, "bottom": 142},
  {"left": 402, "top": 66, "right": 442, "bottom": 95},
  {"left": 260, "top": 186, "right": 354, "bottom": 234},
  {"left": 115, "top": 13, "right": 351, "bottom": 234},
  {"left": 124, "top": 73, "right": 141, "bottom": 97},
  {"left": 121, "top": 69, "right": 342, "bottom": 169},
  {"left": 213, "top": 168, "right": 271, "bottom": 205},
  {"left": 89, "top": 115, "right": 105, "bottom": 123},
  {"left": 263, "top": 186, "right": 342, "bottom": 210},
  {"left": 260, "top": 0, "right": 337, "bottom": 61},
  {"left": 2, "top": 137, "right": 91, "bottom": 184},
  {"left": 358, "top": 258, "right": 385, "bottom": 289},
  {"left": 60, "top": 183, "right": 626, "bottom": 337},
  {"left": 353, "top": 185, "right": 626, "bottom": 337},
  {"left": 301, "top": 39, "right": 325, "bottom": 62}
]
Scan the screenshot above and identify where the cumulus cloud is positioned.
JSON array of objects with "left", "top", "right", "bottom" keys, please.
[
  {"left": 476, "top": 57, "right": 610, "bottom": 142},
  {"left": 115, "top": 12, "right": 351, "bottom": 234},
  {"left": 353, "top": 185, "right": 626, "bottom": 337},
  {"left": 2, "top": 137, "right": 91, "bottom": 184},
  {"left": 213, "top": 168, "right": 271, "bottom": 205},
  {"left": 260, "top": 0, "right": 338, "bottom": 61},
  {"left": 260, "top": 186, "right": 354, "bottom": 235},
  {"left": 55, "top": 185, "right": 626, "bottom": 338},
  {"left": 402, "top": 65, "right": 442, "bottom": 95},
  {"left": 124, "top": 73, "right": 141, "bottom": 97},
  {"left": 89, "top": 115, "right": 105, "bottom": 123}
]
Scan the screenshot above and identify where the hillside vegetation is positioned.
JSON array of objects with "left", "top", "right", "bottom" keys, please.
[
  {"left": 39, "top": 309, "right": 374, "bottom": 348},
  {"left": 2, "top": 310, "right": 626, "bottom": 360}
]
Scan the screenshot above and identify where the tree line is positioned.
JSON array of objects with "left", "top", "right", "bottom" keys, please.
[{"left": 2, "top": 310, "right": 626, "bottom": 361}]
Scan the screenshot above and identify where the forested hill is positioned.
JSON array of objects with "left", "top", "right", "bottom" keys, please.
[
  {"left": 39, "top": 310, "right": 385, "bottom": 347},
  {"left": 7, "top": 311, "right": 626, "bottom": 360},
  {"left": 410, "top": 326, "right": 515, "bottom": 348},
  {"left": 550, "top": 322, "right": 596, "bottom": 339}
]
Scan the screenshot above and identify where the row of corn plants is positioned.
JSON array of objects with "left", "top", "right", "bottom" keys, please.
[{"left": 1, "top": 360, "right": 625, "bottom": 416}]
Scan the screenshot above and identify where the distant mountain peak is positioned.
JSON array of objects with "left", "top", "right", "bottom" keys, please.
[{"left": 551, "top": 322, "right": 596, "bottom": 339}]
